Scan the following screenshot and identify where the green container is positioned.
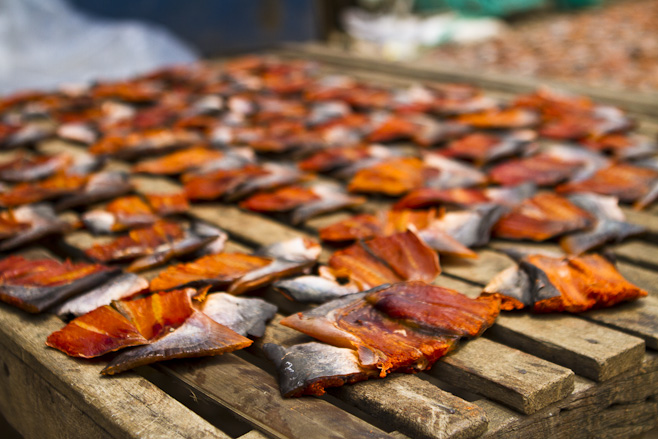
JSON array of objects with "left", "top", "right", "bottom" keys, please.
[{"left": 444, "top": 0, "right": 547, "bottom": 16}]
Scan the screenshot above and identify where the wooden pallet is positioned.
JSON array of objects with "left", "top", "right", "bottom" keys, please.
[{"left": 1, "top": 45, "right": 658, "bottom": 439}]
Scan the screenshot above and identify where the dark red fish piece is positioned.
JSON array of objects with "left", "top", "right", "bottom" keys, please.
[
  {"left": 489, "top": 154, "right": 582, "bottom": 187},
  {"left": 556, "top": 163, "right": 658, "bottom": 205},
  {"left": 0, "top": 256, "right": 117, "bottom": 313},
  {"left": 0, "top": 153, "right": 71, "bottom": 182},
  {"left": 328, "top": 231, "right": 440, "bottom": 290},
  {"left": 393, "top": 187, "right": 490, "bottom": 210},
  {"left": 183, "top": 164, "right": 270, "bottom": 201},
  {"left": 298, "top": 145, "right": 375, "bottom": 173},
  {"left": 439, "top": 130, "right": 537, "bottom": 164},
  {"left": 84, "top": 220, "right": 225, "bottom": 272},
  {"left": 493, "top": 193, "right": 593, "bottom": 241},
  {"left": 89, "top": 128, "right": 201, "bottom": 159},
  {"left": 483, "top": 252, "right": 647, "bottom": 313},
  {"left": 82, "top": 193, "right": 189, "bottom": 233},
  {"left": 0, "top": 172, "right": 87, "bottom": 207},
  {"left": 240, "top": 184, "right": 365, "bottom": 224},
  {"left": 0, "top": 204, "right": 71, "bottom": 251}
]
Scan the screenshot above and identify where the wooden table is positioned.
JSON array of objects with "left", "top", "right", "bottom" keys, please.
[{"left": 1, "top": 45, "right": 657, "bottom": 439}]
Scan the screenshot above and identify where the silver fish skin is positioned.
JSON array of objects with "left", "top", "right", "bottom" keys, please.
[
  {"left": 101, "top": 311, "right": 251, "bottom": 375},
  {"left": 225, "top": 164, "right": 304, "bottom": 201},
  {"left": 485, "top": 182, "right": 537, "bottom": 207},
  {"left": 423, "top": 153, "right": 487, "bottom": 189},
  {"left": 632, "top": 155, "right": 658, "bottom": 172},
  {"left": 307, "top": 101, "right": 351, "bottom": 126},
  {"left": 410, "top": 115, "right": 471, "bottom": 146},
  {"left": 193, "top": 148, "right": 256, "bottom": 174},
  {"left": 591, "top": 106, "right": 634, "bottom": 137},
  {"left": 432, "top": 204, "right": 507, "bottom": 247},
  {"left": 614, "top": 134, "right": 658, "bottom": 160},
  {"left": 544, "top": 144, "right": 610, "bottom": 183},
  {"left": 56, "top": 123, "right": 98, "bottom": 145},
  {"left": 53, "top": 273, "right": 148, "bottom": 317},
  {"left": 199, "top": 292, "right": 276, "bottom": 337},
  {"left": 55, "top": 171, "right": 133, "bottom": 212},
  {"left": 189, "top": 221, "right": 228, "bottom": 257},
  {"left": 485, "top": 129, "right": 538, "bottom": 163},
  {"left": 0, "top": 155, "right": 68, "bottom": 182},
  {"left": 0, "top": 203, "right": 70, "bottom": 251},
  {"left": 0, "top": 268, "right": 119, "bottom": 313},
  {"left": 127, "top": 234, "right": 218, "bottom": 272},
  {"left": 3, "top": 124, "right": 54, "bottom": 149},
  {"left": 255, "top": 237, "right": 321, "bottom": 263},
  {"left": 264, "top": 342, "right": 376, "bottom": 397},
  {"left": 291, "top": 183, "right": 364, "bottom": 225},
  {"left": 273, "top": 276, "right": 360, "bottom": 303},
  {"left": 482, "top": 266, "right": 533, "bottom": 306},
  {"left": 562, "top": 193, "right": 646, "bottom": 254},
  {"left": 228, "top": 238, "right": 321, "bottom": 295}
]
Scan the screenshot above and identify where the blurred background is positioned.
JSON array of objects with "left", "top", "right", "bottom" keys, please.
[{"left": 0, "top": 0, "right": 656, "bottom": 93}]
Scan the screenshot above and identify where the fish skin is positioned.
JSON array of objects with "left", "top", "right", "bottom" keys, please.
[
  {"left": 433, "top": 204, "right": 507, "bottom": 247},
  {"left": 290, "top": 184, "right": 365, "bottom": 225},
  {"left": 0, "top": 267, "right": 119, "bottom": 313},
  {"left": 199, "top": 292, "right": 276, "bottom": 337},
  {"left": 264, "top": 342, "right": 376, "bottom": 397},
  {"left": 0, "top": 204, "right": 70, "bottom": 251},
  {"left": 224, "top": 164, "right": 307, "bottom": 202},
  {"left": 422, "top": 153, "right": 487, "bottom": 190},
  {"left": 229, "top": 238, "right": 321, "bottom": 295},
  {"left": 55, "top": 171, "right": 133, "bottom": 212},
  {"left": 492, "top": 193, "right": 593, "bottom": 241},
  {"left": 273, "top": 276, "right": 360, "bottom": 303},
  {"left": 53, "top": 273, "right": 148, "bottom": 317},
  {"left": 101, "top": 311, "right": 252, "bottom": 375},
  {"left": 0, "top": 154, "right": 69, "bottom": 182},
  {"left": 559, "top": 192, "right": 646, "bottom": 254}
]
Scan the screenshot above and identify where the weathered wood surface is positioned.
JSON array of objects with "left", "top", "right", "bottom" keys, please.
[
  {"left": 157, "top": 354, "right": 392, "bottom": 439},
  {"left": 430, "top": 339, "right": 574, "bottom": 415}
]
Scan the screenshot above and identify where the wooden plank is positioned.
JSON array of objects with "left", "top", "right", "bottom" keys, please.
[
  {"left": 482, "top": 354, "right": 658, "bottom": 438},
  {"left": 258, "top": 315, "right": 489, "bottom": 439},
  {"left": 335, "top": 375, "right": 489, "bottom": 439},
  {"left": 489, "top": 314, "right": 645, "bottom": 381},
  {"left": 0, "top": 348, "right": 112, "bottom": 439},
  {"left": 0, "top": 303, "right": 228, "bottom": 439},
  {"left": 429, "top": 338, "right": 575, "bottom": 415},
  {"left": 157, "top": 354, "right": 392, "bottom": 439},
  {"left": 613, "top": 241, "right": 658, "bottom": 271},
  {"left": 583, "top": 296, "right": 658, "bottom": 350}
]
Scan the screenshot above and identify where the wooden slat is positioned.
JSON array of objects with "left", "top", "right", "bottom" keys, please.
[
  {"left": 489, "top": 315, "right": 645, "bottom": 382},
  {"left": 583, "top": 296, "right": 658, "bottom": 350},
  {"left": 259, "top": 315, "right": 489, "bottom": 439},
  {"left": 0, "top": 303, "right": 228, "bottom": 439},
  {"left": 157, "top": 354, "right": 392, "bottom": 439},
  {"left": 613, "top": 241, "right": 658, "bottom": 271},
  {"left": 430, "top": 338, "right": 575, "bottom": 415},
  {"left": 480, "top": 354, "right": 658, "bottom": 438}
]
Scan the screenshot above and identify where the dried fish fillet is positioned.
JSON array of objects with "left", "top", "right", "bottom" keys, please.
[
  {"left": 273, "top": 281, "right": 499, "bottom": 395},
  {"left": 0, "top": 256, "right": 117, "bottom": 313},
  {"left": 483, "top": 252, "right": 647, "bottom": 312},
  {"left": 493, "top": 193, "right": 593, "bottom": 241}
]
